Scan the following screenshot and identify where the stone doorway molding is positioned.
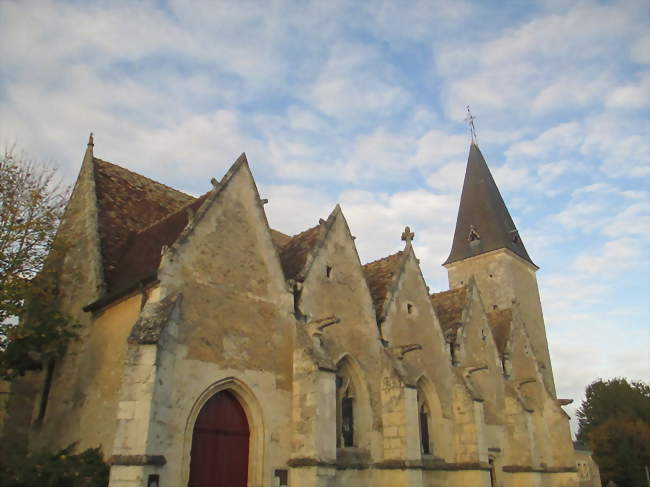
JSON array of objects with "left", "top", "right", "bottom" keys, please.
[{"left": 181, "top": 377, "right": 265, "bottom": 487}]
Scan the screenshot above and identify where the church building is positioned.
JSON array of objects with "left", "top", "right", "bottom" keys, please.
[{"left": 1, "top": 135, "right": 583, "bottom": 486}]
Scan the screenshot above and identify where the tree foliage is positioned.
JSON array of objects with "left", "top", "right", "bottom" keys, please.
[
  {"left": 0, "top": 443, "right": 109, "bottom": 487},
  {"left": 577, "top": 378, "right": 650, "bottom": 487},
  {"left": 0, "top": 146, "right": 75, "bottom": 380}
]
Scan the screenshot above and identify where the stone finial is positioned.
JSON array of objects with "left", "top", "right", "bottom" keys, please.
[
  {"left": 88, "top": 132, "right": 94, "bottom": 147},
  {"left": 401, "top": 226, "right": 414, "bottom": 243},
  {"left": 210, "top": 177, "right": 220, "bottom": 189}
]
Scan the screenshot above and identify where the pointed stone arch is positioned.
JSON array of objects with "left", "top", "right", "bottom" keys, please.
[
  {"left": 181, "top": 377, "right": 264, "bottom": 487},
  {"left": 334, "top": 354, "right": 372, "bottom": 452},
  {"left": 415, "top": 374, "right": 451, "bottom": 459}
]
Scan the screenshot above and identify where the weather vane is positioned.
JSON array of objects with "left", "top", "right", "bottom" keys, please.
[{"left": 464, "top": 105, "right": 477, "bottom": 143}]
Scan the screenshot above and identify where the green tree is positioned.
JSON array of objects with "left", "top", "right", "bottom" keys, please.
[
  {"left": 577, "top": 378, "right": 650, "bottom": 487},
  {"left": 0, "top": 146, "right": 76, "bottom": 379},
  {"left": 0, "top": 443, "right": 109, "bottom": 487}
]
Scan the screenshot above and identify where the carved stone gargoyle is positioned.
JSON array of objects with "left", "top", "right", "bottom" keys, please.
[
  {"left": 306, "top": 315, "right": 340, "bottom": 339},
  {"left": 387, "top": 344, "right": 422, "bottom": 360}
]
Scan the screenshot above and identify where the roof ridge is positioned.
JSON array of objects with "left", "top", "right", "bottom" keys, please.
[
  {"left": 93, "top": 157, "right": 193, "bottom": 199},
  {"left": 286, "top": 223, "right": 321, "bottom": 241},
  {"left": 277, "top": 221, "right": 325, "bottom": 281},
  {"left": 136, "top": 191, "right": 207, "bottom": 235},
  {"left": 362, "top": 249, "right": 406, "bottom": 324},
  {"left": 362, "top": 250, "right": 403, "bottom": 268},
  {"left": 430, "top": 285, "right": 468, "bottom": 298}
]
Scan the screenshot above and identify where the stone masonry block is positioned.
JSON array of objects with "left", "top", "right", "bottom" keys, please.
[{"left": 117, "top": 401, "right": 136, "bottom": 420}]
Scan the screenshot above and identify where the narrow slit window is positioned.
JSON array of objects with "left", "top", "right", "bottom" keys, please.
[
  {"left": 336, "top": 372, "right": 355, "bottom": 448},
  {"left": 407, "top": 303, "right": 413, "bottom": 314},
  {"left": 501, "top": 355, "right": 511, "bottom": 378},
  {"left": 37, "top": 358, "right": 55, "bottom": 423},
  {"left": 326, "top": 265, "right": 332, "bottom": 278},
  {"left": 449, "top": 342, "right": 457, "bottom": 365},
  {"left": 417, "top": 388, "right": 432, "bottom": 455},
  {"left": 419, "top": 404, "right": 430, "bottom": 454},
  {"left": 341, "top": 396, "right": 354, "bottom": 447}
]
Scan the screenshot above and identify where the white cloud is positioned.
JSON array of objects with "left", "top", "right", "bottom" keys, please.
[
  {"left": 308, "top": 42, "right": 412, "bottom": 120},
  {"left": 364, "top": 0, "right": 470, "bottom": 43},
  {"left": 339, "top": 189, "right": 457, "bottom": 289},
  {"left": 1, "top": 0, "right": 648, "bottom": 442},
  {"left": 286, "top": 106, "right": 331, "bottom": 133},
  {"left": 264, "top": 184, "right": 335, "bottom": 236},
  {"left": 572, "top": 237, "right": 642, "bottom": 275},
  {"left": 531, "top": 74, "right": 613, "bottom": 114},
  {"left": 345, "top": 128, "right": 416, "bottom": 181},
  {"left": 553, "top": 182, "right": 650, "bottom": 241},
  {"left": 413, "top": 130, "right": 468, "bottom": 167},
  {"left": 550, "top": 315, "right": 650, "bottom": 433},
  {"left": 426, "top": 162, "right": 466, "bottom": 192},
  {"left": 606, "top": 71, "right": 650, "bottom": 108},
  {"left": 581, "top": 114, "right": 650, "bottom": 178},
  {"left": 630, "top": 32, "right": 650, "bottom": 64},
  {"left": 435, "top": 0, "right": 648, "bottom": 121},
  {"left": 506, "top": 122, "right": 582, "bottom": 161}
]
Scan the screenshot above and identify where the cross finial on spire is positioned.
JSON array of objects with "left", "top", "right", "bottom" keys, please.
[
  {"left": 88, "top": 132, "right": 94, "bottom": 147},
  {"left": 401, "top": 226, "right": 415, "bottom": 243},
  {"left": 464, "top": 106, "right": 477, "bottom": 143}
]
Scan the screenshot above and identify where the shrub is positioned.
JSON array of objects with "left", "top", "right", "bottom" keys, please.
[{"left": 0, "top": 444, "right": 108, "bottom": 487}]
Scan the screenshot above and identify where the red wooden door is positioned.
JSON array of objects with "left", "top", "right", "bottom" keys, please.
[{"left": 188, "top": 390, "right": 250, "bottom": 487}]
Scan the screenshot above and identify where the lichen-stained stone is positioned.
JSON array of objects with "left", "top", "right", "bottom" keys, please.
[{"left": 0, "top": 140, "right": 582, "bottom": 487}]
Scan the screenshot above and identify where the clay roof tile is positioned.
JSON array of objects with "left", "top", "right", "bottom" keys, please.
[
  {"left": 107, "top": 193, "right": 210, "bottom": 291},
  {"left": 430, "top": 286, "right": 468, "bottom": 341},
  {"left": 362, "top": 251, "right": 403, "bottom": 321},
  {"left": 93, "top": 157, "right": 193, "bottom": 289},
  {"left": 278, "top": 224, "right": 324, "bottom": 281},
  {"left": 486, "top": 308, "right": 513, "bottom": 355}
]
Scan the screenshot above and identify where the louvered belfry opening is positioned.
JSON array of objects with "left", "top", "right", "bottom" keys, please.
[{"left": 188, "top": 390, "right": 250, "bottom": 487}]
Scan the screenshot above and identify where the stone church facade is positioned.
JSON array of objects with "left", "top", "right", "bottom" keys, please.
[{"left": 1, "top": 136, "right": 583, "bottom": 486}]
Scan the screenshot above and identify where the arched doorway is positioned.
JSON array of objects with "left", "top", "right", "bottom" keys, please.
[{"left": 188, "top": 390, "right": 250, "bottom": 487}]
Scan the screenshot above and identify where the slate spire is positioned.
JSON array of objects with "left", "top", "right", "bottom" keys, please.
[{"left": 443, "top": 143, "right": 536, "bottom": 267}]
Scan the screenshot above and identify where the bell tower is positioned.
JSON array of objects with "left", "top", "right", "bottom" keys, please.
[{"left": 444, "top": 142, "right": 556, "bottom": 396}]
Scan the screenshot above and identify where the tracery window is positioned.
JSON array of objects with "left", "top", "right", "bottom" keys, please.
[{"left": 336, "top": 373, "right": 355, "bottom": 447}]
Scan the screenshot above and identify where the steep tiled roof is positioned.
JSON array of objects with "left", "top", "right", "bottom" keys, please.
[
  {"left": 487, "top": 308, "right": 513, "bottom": 355},
  {"left": 107, "top": 193, "right": 210, "bottom": 291},
  {"left": 430, "top": 286, "right": 468, "bottom": 340},
  {"left": 278, "top": 225, "right": 324, "bottom": 281},
  {"left": 362, "top": 252, "right": 403, "bottom": 321},
  {"left": 270, "top": 229, "right": 291, "bottom": 249},
  {"left": 93, "top": 157, "right": 193, "bottom": 289}
]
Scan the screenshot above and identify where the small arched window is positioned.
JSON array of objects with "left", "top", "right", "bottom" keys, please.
[
  {"left": 336, "top": 373, "right": 355, "bottom": 447},
  {"left": 417, "top": 389, "right": 431, "bottom": 455}
]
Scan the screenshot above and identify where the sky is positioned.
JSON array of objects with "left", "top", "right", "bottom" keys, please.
[{"left": 1, "top": 0, "right": 648, "bottom": 435}]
